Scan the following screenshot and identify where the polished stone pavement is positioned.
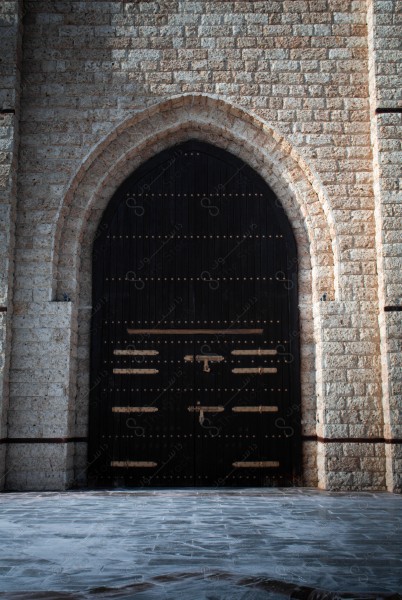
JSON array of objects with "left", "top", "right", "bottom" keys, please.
[{"left": 0, "top": 489, "right": 401, "bottom": 599}]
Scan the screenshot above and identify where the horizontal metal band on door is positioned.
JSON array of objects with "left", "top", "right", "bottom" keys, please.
[
  {"left": 233, "top": 461, "right": 280, "bottom": 468},
  {"left": 184, "top": 354, "right": 224, "bottom": 362},
  {"left": 232, "top": 406, "right": 278, "bottom": 413},
  {"left": 232, "top": 368, "right": 277, "bottom": 374},
  {"left": 184, "top": 354, "right": 224, "bottom": 372},
  {"left": 111, "top": 461, "right": 157, "bottom": 468},
  {"left": 112, "top": 407, "right": 158, "bottom": 413},
  {"left": 231, "top": 349, "right": 277, "bottom": 356}
]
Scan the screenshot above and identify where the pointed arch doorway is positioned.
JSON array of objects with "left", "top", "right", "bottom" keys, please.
[{"left": 88, "top": 140, "right": 301, "bottom": 487}]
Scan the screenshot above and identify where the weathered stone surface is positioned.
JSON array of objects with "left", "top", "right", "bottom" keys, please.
[
  {"left": 0, "top": 0, "right": 400, "bottom": 492},
  {"left": 0, "top": 0, "right": 22, "bottom": 491}
]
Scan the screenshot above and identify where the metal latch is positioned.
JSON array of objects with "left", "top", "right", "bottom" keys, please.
[
  {"left": 184, "top": 354, "right": 224, "bottom": 373},
  {"left": 188, "top": 404, "right": 224, "bottom": 425}
]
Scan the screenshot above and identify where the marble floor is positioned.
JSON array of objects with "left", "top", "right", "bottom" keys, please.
[{"left": 0, "top": 489, "right": 401, "bottom": 599}]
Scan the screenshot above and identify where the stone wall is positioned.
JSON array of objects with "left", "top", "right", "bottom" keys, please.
[
  {"left": 0, "top": 0, "right": 400, "bottom": 490},
  {"left": 0, "top": 0, "right": 22, "bottom": 490},
  {"left": 367, "top": 0, "right": 401, "bottom": 492}
]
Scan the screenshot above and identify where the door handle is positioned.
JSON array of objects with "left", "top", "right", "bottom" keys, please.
[
  {"left": 184, "top": 354, "right": 224, "bottom": 372},
  {"left": 187, "top": 405, "right": 224, "bottom": 426}
]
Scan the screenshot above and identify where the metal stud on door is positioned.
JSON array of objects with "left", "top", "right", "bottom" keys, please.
[{"left": 88, "top": 140, "right": 301, "bottom": 487}]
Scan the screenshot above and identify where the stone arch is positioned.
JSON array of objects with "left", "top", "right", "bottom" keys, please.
[
  {"left": 55, "top": 94, "right": 337, "bottom": 486},
  {"left": 55, "top": 95, "right": 336, "bottom": 302}
]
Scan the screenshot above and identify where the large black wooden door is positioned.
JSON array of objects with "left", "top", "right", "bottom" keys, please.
[{"left": 88, "top": 140, "right": 301, "bottom": 487}]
